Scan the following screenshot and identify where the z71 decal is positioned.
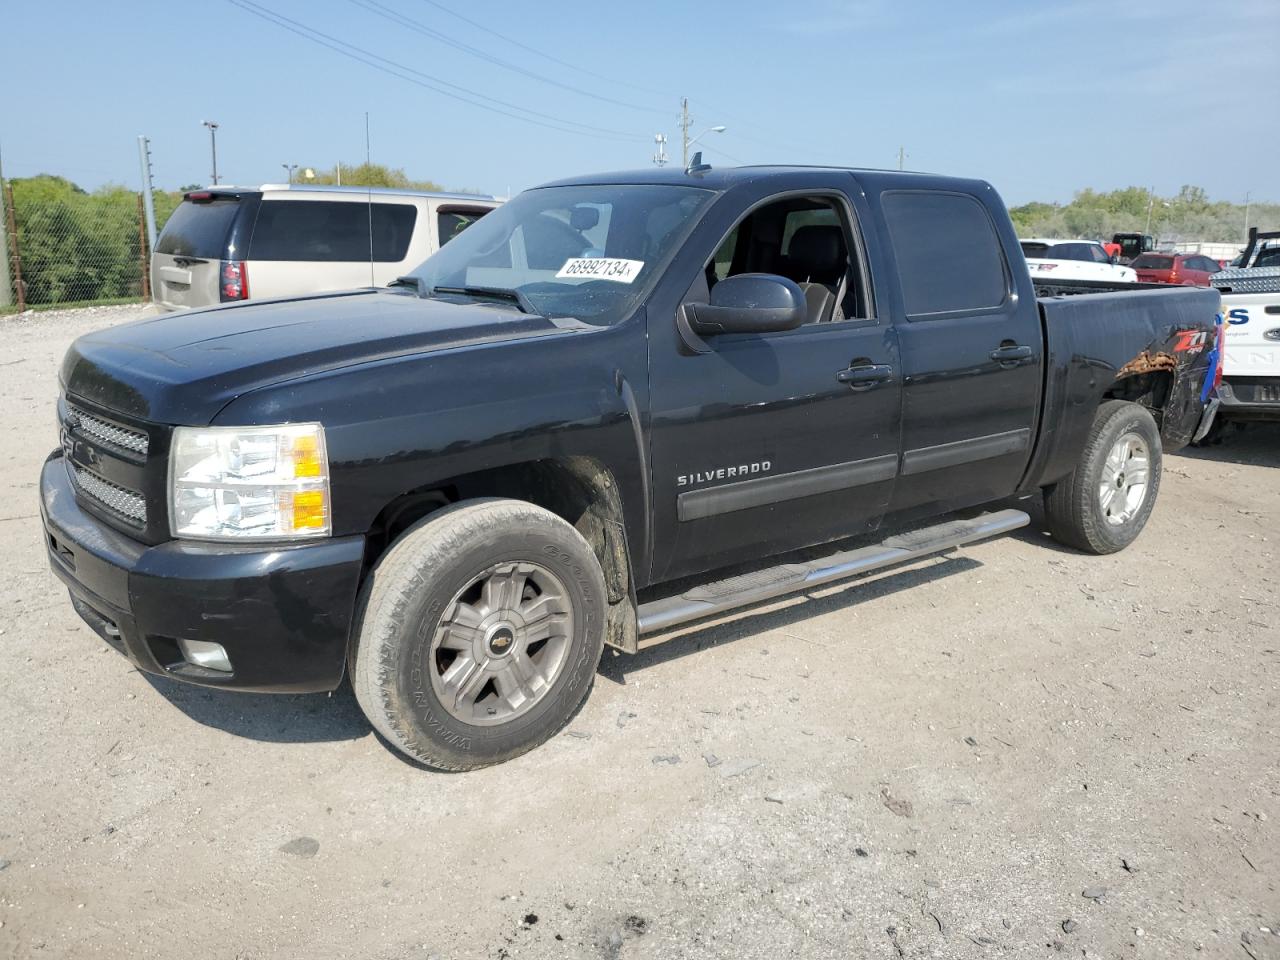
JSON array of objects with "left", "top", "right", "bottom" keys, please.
[{"left": 1173, "top": 329, "right": 1210, "bottom": 353}]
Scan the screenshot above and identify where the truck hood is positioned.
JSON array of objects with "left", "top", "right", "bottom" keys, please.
[{"left": 61, "top": 289, "right": 581, "bottom": 425}]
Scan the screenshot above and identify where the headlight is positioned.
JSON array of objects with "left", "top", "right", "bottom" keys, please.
[{"left": 169, "top": 423, "right": 331, "bottom": 541}]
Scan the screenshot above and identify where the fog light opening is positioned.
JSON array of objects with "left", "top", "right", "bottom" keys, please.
[{"left": 176, "top": 638, "right": 233, "bottom": 673}]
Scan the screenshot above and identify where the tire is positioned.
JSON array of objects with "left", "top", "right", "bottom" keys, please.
[
  {"left": 1043, "top": 400, "right": 1162, "bottom": 555},
  {"left": 351, "top": 498, "right": 607, "bottom": 770}
]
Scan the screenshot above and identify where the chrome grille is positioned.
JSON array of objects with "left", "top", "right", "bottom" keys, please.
[
  {"left": 68, "top": 405, "right": 149, "bottom": 456},
  {"left": 72, "top": 466, "right": 147, "bottom": 527}
]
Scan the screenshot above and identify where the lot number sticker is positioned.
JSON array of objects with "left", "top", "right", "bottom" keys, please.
[{"left": 556, "top": 258, "right": 644, "bottom": 283}]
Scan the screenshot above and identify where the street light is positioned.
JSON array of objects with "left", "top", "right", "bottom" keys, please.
[
  {"left": 685, "top": 125, "right": 726, "bottom": 166},
  {"left": 202, "top": 120, "right": 220, "bottom": 185},
  {"left": 281, "top": 163, "right": 298, "bottom": 185}
]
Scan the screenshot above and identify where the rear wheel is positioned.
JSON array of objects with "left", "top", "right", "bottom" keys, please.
[
  {"left": 352, "top": 499, "right": 607, "bottom": 770},
  {"left": 1043, "top": 400, "right": 1162, "bottom": 554}
]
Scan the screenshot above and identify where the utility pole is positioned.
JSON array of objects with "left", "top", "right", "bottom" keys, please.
[
  {"left": 136, "top": 136, "right": 157, "bottom": 253},
  {"left": 678, "top": 99, "right": 725, "bottom": 169},
  {"left": 680, "top": 98, "right": 692, "bottom": 168},
  {"left": 202, "top": 120, "right": 220, "bottom": 185},
  {"left": 1243, "top": 190, "right": 1252, "bottom": 240},
  {"left": 897, "top": 146, "right": 906, "bottom": 171},
  {"left": 1145, "top": 186, "right": 1156, "bottom": 234},
  {"left": 0, "top": 144, "right": 12, "bottom": 309}
]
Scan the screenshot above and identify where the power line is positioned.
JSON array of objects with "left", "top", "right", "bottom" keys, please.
[
  {"left": 414, "top": 0, "right": 671, "bottom": 98},
  {"left": 698, "top": 142, "right": 747, "bottom": 166},
  {"left": 349, "top": 0, "right": 663, "bottom": 115},
  {"left": 408, "top": 1, "right": 795, "bottom": 147},
  {"left": 225, "top": 0, "right": 647, "bottom": 142}
]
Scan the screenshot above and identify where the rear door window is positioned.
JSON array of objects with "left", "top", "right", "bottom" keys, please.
[
  {"left": 882, "top": 191, "right": 1007, "bottom": 317},
  {"left": 155, "top": 199, "right": 241, "bottom": 258},
  {"left": 248, "top": 200, "right": 418, "bottom": 262}
]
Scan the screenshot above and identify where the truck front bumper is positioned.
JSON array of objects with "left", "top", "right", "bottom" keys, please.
[
  {"left": 1217, "top": 378, "right": 1280, "bottom": 422},
  {"left": 39, "top": 452, "right": 366, "bottom": 693}
]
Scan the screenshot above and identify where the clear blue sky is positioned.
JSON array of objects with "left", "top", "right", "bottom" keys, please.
[{"left": 3, "top": 0, "right": 1275, "bottom": 205}]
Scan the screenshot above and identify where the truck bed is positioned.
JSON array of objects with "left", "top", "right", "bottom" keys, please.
[{"left": 1026, "top": 286, "right": 1220, "bottom": 487}]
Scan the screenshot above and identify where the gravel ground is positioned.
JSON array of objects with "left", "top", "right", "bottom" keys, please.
[{"left": 1, "top": 304, "right": 1277, "bottom": 960}]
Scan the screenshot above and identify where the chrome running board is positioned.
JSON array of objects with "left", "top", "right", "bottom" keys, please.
[{"left": 636, "top": 509, "right": 1029, "bottom": 636}]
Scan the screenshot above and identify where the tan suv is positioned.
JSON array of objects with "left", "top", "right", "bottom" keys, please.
[{"left": 151, "top": 184, "right": 500, "bottom": 310}]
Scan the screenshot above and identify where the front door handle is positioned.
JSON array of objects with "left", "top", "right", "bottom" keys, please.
[
  {"left": 837, "top": 363, "right": 894, "bottom": 388},
  {"left": 990, "top": 344, "right": 1033, "bottom": 365}
]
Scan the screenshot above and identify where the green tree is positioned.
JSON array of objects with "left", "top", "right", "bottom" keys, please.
[
  {"left": 9, "top": 175, "right": 145, "bottom": 305},
  {"left": 295, "top": 161, "right": 443, "bottom": 191}
]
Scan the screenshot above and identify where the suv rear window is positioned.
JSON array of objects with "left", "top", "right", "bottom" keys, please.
[
  {"left": 437, "top": 207, "right": 492, "bottom": 246},
  {"left": 1131, "top": 255, "right": 1174, "bottom": 269},
  {"left": 248, "top": 200, "right": 418, "bottom": 262},
  {"left": 883, "top": 191, "right": 1007, "bottom": 317},
  {"left": 155, "top": 199, "right": 241, "bottom": 258},
  {"left": 1045, "top": 242, "right": 1106, "bottom": 263}
]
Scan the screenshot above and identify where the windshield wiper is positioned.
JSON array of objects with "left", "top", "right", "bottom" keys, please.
[{"left": 430, "top": 285, "right": 541, "bottom": 317}]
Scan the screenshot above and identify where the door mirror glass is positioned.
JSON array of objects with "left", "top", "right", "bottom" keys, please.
[{"left": 686, "top": 273, "right": 807, "bottom": 335}]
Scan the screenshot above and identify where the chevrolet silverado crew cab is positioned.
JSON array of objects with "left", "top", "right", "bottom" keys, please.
[{"left": 41, "top": 164, "right": 1222, "bottom": 770}]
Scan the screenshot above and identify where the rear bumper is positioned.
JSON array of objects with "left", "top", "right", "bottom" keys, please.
[
  {"left": 1218, "top": 377, "right": 1280, "bottom": 421},
  {"left": 40, "top": 452, "right": 366, "bottom": 693}
]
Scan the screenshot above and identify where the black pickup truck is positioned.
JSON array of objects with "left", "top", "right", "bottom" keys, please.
[{"left": 40, "top": 164, "right": 1222, "bottom": 769}]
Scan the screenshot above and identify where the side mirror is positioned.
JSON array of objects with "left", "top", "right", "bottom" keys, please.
[
  {"left": 1109, "top": 253, "right": 1120, "bottom": 264},
  {"left": 686, "top": 273, "right": 807, "bottom": 336}
]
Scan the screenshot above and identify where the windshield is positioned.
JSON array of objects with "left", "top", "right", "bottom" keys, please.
[{"left": 406, "top": 183, "right": 715, "bottom": 325}]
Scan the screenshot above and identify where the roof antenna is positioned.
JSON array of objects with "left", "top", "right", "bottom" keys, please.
[
  {"left": 686, "top": 150, "right": 711, "bottom": 175},
  {"left": 365, "top": 111, "right": 374, "bottom": 289}
]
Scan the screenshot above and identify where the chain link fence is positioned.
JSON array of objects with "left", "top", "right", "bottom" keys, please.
[{"left": 1, "top": 178, "right": 168, "bottom": 313}]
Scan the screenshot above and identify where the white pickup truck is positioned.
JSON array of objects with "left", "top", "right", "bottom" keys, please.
[
  {"left": 1211, "top": 230, "right": 1280, "bottom": 427},
  {"left": 1020, "top": 239, "right": 1137, "bottom": 285}
]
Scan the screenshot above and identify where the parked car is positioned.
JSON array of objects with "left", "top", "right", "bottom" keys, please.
[
  {"left": 151, "top": 184, "right": 501, "bottom": 310},
  {"left": 1130, "top": 252, "right": 1220, "bottom": 286},
  {"left": 1023, "top": 239, "right": 1138, "bottom": 285},
  {"left": 1202, "top": 230, "right": 1280, "bottom": 431},
  {"left": 43, "top": 165, "right": 1220, "bottom": 769},
  {"left": 1112, "top": 232, "right": 1155, "bottom": 264}
]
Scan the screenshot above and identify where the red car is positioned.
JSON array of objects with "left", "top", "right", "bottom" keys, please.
[{"left": 1129, "top": 252, "right": 1220, "bottom": 286}]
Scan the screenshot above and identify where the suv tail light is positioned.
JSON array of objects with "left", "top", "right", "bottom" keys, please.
[{"left": 220, "top": 260, "right": 249, "bottom": 302}]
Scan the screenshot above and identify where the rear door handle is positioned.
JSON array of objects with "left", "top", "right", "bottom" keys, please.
[
  {"left": 837, "top": 363, "right": 894, "bottom": 388},
  {"left": 990, "top": 344, "right": 1033, "bottom": 364}
]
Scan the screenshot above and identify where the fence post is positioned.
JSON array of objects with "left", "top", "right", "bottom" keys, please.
[
  {"left": 136, "top": 192, "right": 151, "bottom": 302},
  {"left": 3, "top": 182, "right": 23, "bottom": 313},
  {"left": 0, "top": 163, "right": 10, "bottom": 309}
]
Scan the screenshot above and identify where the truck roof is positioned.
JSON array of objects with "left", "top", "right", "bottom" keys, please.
[{"left": 539, "top": 164, "right": 994, "bottom": 195}]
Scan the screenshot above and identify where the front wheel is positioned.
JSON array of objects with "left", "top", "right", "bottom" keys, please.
[
  {"left": 1043, "top": 400, "right": 1162, "bottom": 554},
  {"left": 351, "top": 499, "right": 608, "bottom": 770}
]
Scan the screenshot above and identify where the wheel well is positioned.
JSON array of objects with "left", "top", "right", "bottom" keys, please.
[
  {"left": 1104, "top": 370, "right": 1173, "bottom": 427},
  {"left": 366, "top": 458, "right": 636, "bottom": 647}
]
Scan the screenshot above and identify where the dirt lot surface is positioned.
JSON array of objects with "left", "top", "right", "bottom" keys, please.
[{"left": 1, "top": 304, "right": 1277, "bottom": 960}]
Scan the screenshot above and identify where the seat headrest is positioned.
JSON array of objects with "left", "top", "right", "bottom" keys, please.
[{"left": 787, "top": 225, "right": 846, "bottom": 282}]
